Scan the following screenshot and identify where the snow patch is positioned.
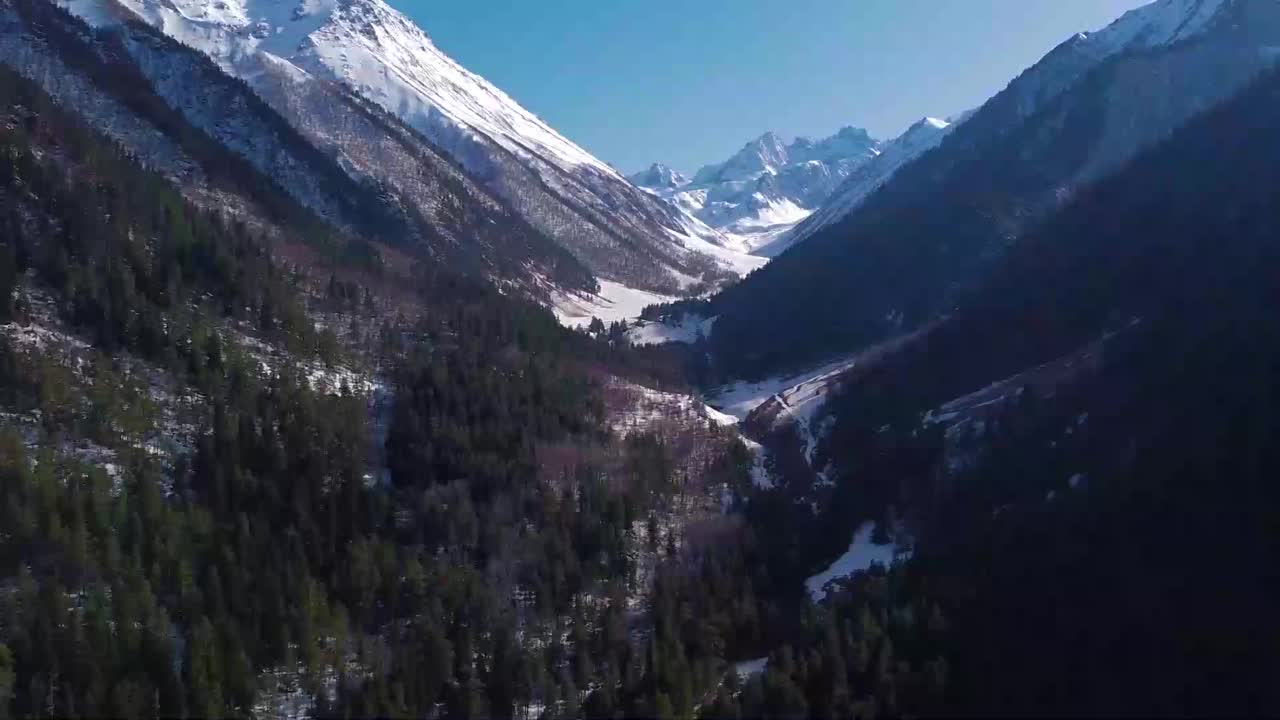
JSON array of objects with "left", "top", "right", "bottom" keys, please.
[
  {"left": 740, "top": 436, "right": 774, "bottom": 490},
  {"left": 805, "top": 522, "right": 909, "bottom": 603},
  {"left": 605, "top": 380, "right": 737, "bottom": 438},
  {"left": 734, "top": 657, "right": 768, "bottom": 679},
  {"left": 627, "top": 314, "right": 717, "bottom": 346},
  {"left": 552, "top": 280, "right": 678, "bottom": 329},
  {"left": 709, "top": 355, "right": 862, "bottom": 422}
]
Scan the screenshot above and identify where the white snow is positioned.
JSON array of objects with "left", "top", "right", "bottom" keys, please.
[
  {"left": 703, "top": 404, "right": 741, "bottom": 428},
  {"left": 67, "top": 0, "right": 617, "bottom": 178},
  {"left": 605, "top": 380, "right": 738, "bottom": 438},
  {"left": 734, "top": 657, "right": 769, "bottom": 680},
  {"left": 231, "top": 328, "right": 384, "bottom": 398},
  {"left": 57, "top": 0, "right": 754, "bottom": 294},
  {"left": 627, "top": 314, "right": 717, "bottom": 346},
  {"left": 804, "top": 522, "right": 907, "bottom": 603},
  {"left": 728, "top": 196, "right": 813, "bottom": 232},
  {"left": 740, "top": 436, "right": 775, "bottom": 490},
  {"left": 1081, "top": 0, "right": 1228, "bottom": 56},
  {"left": 675, "top": 226, "right": 762, "bottom": 278},
  {"left": 552, "top": 281, "right": 677, "bottom": 329},
  {"left": 709, "top": 354, "right": 862, "bottom": 422},
  {"left": 2, "top": 321, "right": 92, "bottom": 354},
  {"left": 633, "top": 128, "right": 882, "bottom": 254}
]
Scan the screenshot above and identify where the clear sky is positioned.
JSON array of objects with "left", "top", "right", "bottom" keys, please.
[{"left": 389, "top": 0, "right": 1148, "bottom": 175}]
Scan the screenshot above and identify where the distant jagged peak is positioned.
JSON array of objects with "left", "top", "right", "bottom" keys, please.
[
  {"left": 691, "top": 131, "right": 790, "bottom": 184},
  {"left": 898, "top": 116, "right": 951, "bottom": 142},
  {"left": 629, "top": 163, "right": 690, "bottom": 191},
  {"left": 692, "top": 125, "right": 880, "bottom": 186},
  {"left": 792, "top": 125, "right": 879, "bottom": 164}
]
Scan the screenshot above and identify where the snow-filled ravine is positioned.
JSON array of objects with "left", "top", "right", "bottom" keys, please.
[
  {"left": 627, "top": 314, "right": 717, "bottom": 346},
  {"left": 709, "top": 354, "right": 862, "bottom": 422},
  {"left": 804, "top": 522, "right": 910, "bottom": 603}
]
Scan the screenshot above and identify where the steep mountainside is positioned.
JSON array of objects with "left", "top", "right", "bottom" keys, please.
[
  {"left": 707, "top": 0, "right": 1280, "bottom": 380},
  {"left": 2, "top": 0, "right": 596, "bottom": 294},
  {"left": 631, "top": 127, "right": 881, "bottom": 252},
  {"left": 57, "top": 0, "right": 749, "bottom": 295},
  {"left": 790, "top": 60, "right": 1280, "bottom": 714}
]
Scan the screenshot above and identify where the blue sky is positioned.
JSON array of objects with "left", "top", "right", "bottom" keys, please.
[{"left": 391, "top": 0, "right": 1147, "bottom": 174}]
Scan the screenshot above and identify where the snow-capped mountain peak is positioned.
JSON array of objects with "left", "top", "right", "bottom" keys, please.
[
  {"left": 59, "top": 0, "right": 763, "bottom": 299},
  {"left": 629, "top": 163, "right": 690, "bottom": 191},
  {"left": 635, "top": 126, "right": 882, "bottom": 252},
  {"left": 790, "top": 125, "right": 878, "bottom": 164},
  {"left": 694, "top": 131, "right": 792, "bottom": 185},
  {"left": 71, "top": 0, "right": 620, "bottom": 177}
]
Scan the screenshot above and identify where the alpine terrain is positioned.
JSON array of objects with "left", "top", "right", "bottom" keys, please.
[
  {"left": 54, "top": 0, "right": 762, "bottom": 303},
  {"left": 630, "top": 127, "right": 881, "bottom": 253},
  {"left": 0, "top": 0, "right": 1278, "bottom": 717},
  {"left": 706, "top": 0, "right": 1280, "bottom": 380}
]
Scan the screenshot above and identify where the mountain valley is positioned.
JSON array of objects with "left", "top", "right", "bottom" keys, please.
[{"left": 0, "top": 0, "right": 1278, "bottom": 717}]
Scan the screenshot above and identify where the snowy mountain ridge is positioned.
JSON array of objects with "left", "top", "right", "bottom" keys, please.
[
  {"left": 56, "top": 0, "right": 755, "bottom": 299},
  {"left": 631, "top": 126, "right": 882, "bottom": 252},
  {"left": 1078, "top": 0, "right": 1229, "bottom": 55},
  {"left": 61, "top": 0, "right": 615, "bottom": 176}
]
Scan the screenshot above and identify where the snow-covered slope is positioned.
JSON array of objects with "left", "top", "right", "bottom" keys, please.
[
  {"left": 5, "top": 0, "right": 598, "bottom": 294},
  {"left": 1068, "top": 0, "right": 1229, "bottom": 61},
  {"left": 805, "top": 522, "right": 909, "bottom": 603},
  {"left": 631, "top": 127, "right": 881, "bottom": 253},
  {"left": 56, "top": 0, "right": 752, "bottom": 295}
]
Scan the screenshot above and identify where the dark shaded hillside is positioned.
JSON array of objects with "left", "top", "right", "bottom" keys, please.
[
  {"left": 707, "top": 0, "right": 1280, "bottom": 381},
  {"left": 716, "top": 61, "right": 1280, "bottom": 717}
]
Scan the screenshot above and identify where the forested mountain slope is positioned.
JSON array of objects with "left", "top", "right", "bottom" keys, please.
[
  {"left": 707, "top": 0, "right": 1280, "bottom": 380},
  {"left": 716, "top": 57, "right": 1280, "bottom": 718},
  {"left": 0, "top": 59, "right": 767, "bottom": 718},
  {"left": 3, "top": 0, "right": 1280, "bottom": 717}
]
